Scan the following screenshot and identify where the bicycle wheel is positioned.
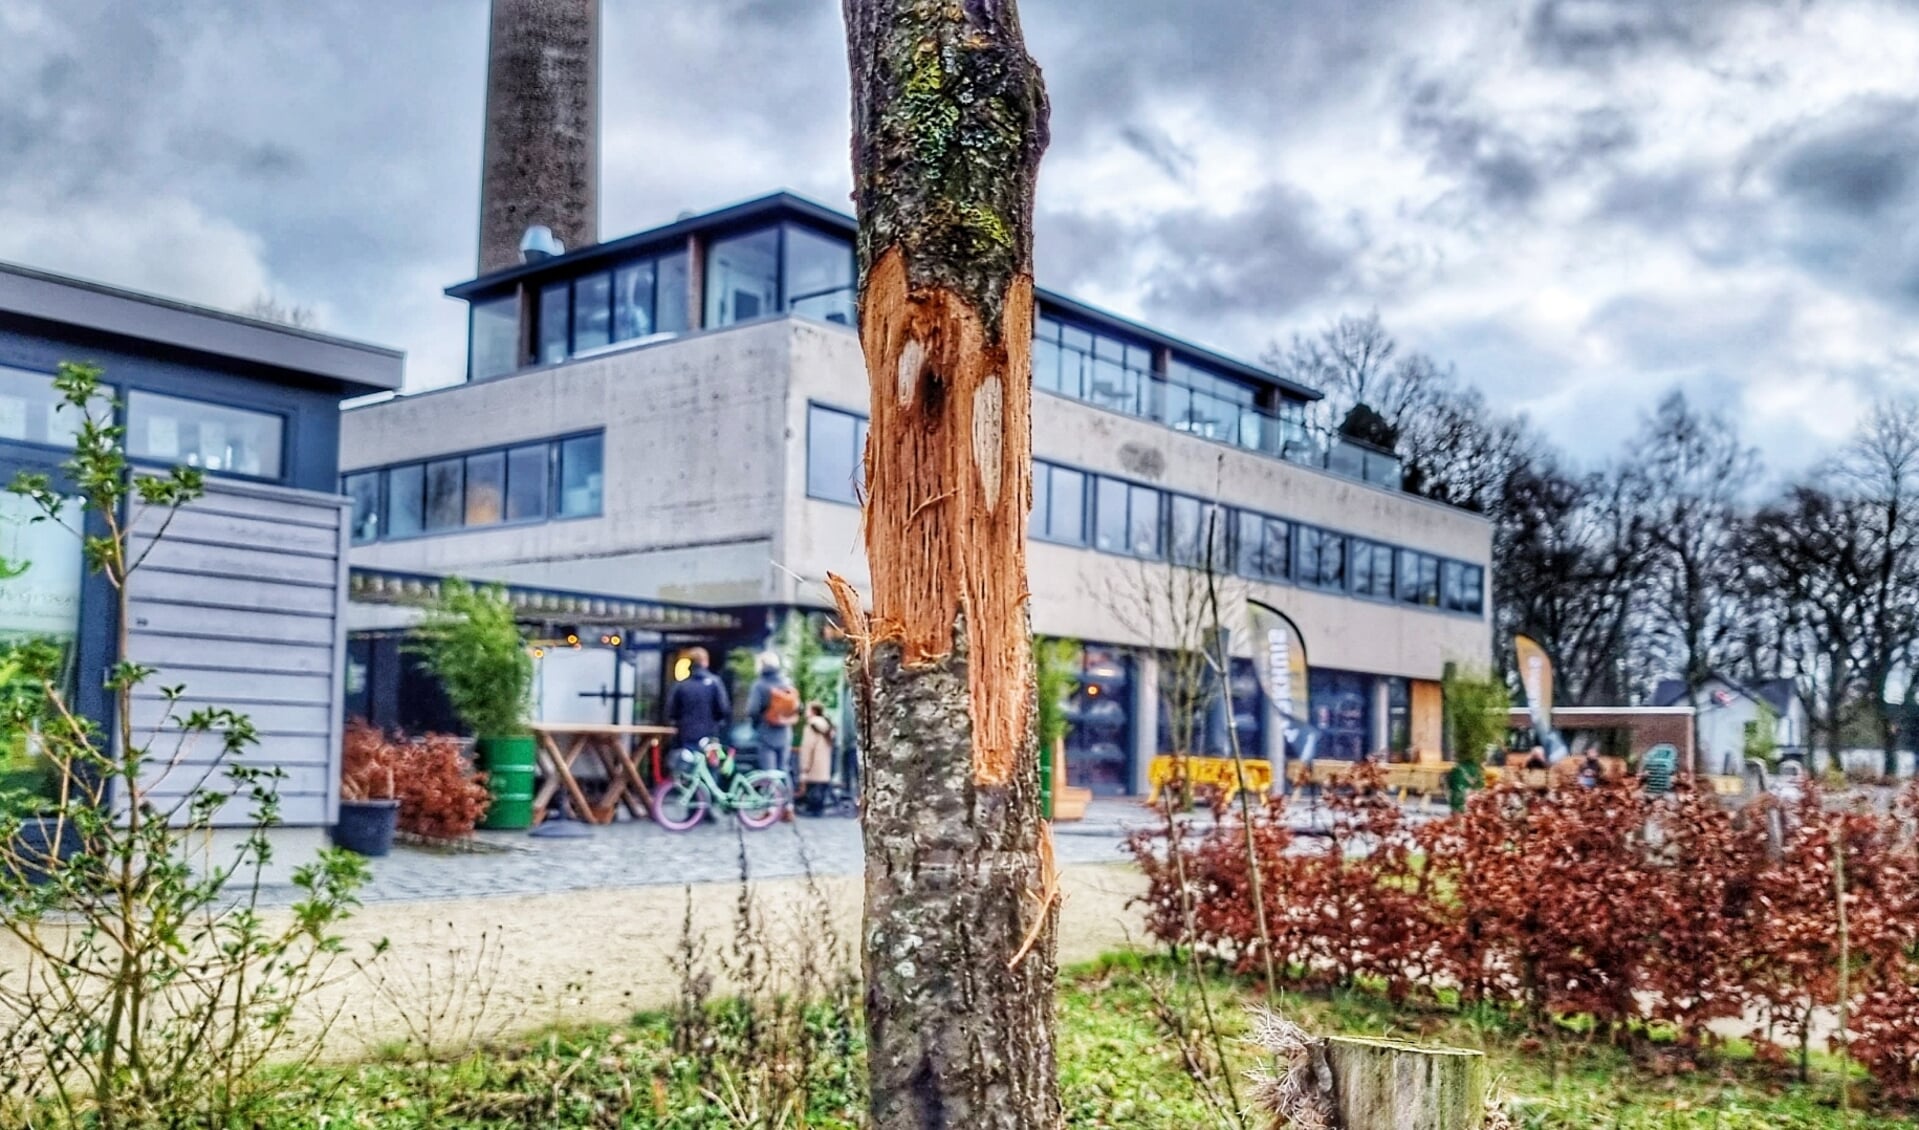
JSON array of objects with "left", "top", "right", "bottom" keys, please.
[
  {"left": 734, "top": 773, "right": 790, "bottom": 830},
  {"left": 651, "top": 778, "right": 712, "bottom": 832}
]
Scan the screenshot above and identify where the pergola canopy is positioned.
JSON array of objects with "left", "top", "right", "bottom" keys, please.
[{"left": 347, "top": 567, "right": 737, "bottom": 635}]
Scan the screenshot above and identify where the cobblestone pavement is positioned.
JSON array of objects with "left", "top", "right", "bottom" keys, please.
[
  {"left": 332, "top": 790, "right": 1442, "bottom": 906},
  {"left": 347, "top": 800, "right": 1147, "bottom": 905}
]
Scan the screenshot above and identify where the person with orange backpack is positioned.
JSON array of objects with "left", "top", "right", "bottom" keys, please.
[{"left": 745, "top": 650, "right": 801, "bottom": 820}]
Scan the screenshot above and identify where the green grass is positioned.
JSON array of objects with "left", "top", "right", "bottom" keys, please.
[{"left": 95, "top": 957, "right": 1916, "bottom": 1128}]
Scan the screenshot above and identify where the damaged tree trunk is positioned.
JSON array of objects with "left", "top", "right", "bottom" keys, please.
[{"left": 835, "top": 1, "right": 1053, "bottom": 1127}]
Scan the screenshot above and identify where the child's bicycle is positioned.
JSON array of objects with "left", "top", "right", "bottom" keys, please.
[{"left": 651, "top": 737, "right": 791, "bottom": 832}]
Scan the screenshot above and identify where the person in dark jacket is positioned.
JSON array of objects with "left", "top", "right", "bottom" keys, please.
[{"left": 665, "top": 647, "right": 730, "bottom": 752}]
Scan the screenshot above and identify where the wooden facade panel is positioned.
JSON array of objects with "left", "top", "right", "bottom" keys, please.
[
  {"left": 133, "top": 636, "right": 334, "bottom": 676},
  {"left": 132, "top": 569, "right": 338, "bottom": 616},
  {"left": 128, "top": 698, "right": 332, "bottom": 737},
  {"left": 127, "top": 481, "right": 348, "bottom": 827},
  {"left": 131, "top": 537, "right": 338, "bottom": 587},
  {"left": 128, "top": 600, "right": 335, "bottom": 646},
  {"left": 139, "top": 668, "right": 333, "bottom": 705},
  {"left": 141, "top": 763, "right": 332, "bottom": 802},
  {"left": 132, "top": 506, "right": 342, "bottom": 557},
  {"left": 131, "top": 489, "right": 344, "bottom": 528}
]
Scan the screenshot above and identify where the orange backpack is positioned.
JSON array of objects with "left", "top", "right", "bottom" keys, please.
[{"left": 763, "top": 684, "right": 801, "bottom": 727}]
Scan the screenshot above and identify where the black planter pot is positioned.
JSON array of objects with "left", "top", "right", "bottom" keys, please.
[{"left": 333, "top": 798, "right": 401, "bottom": 857}]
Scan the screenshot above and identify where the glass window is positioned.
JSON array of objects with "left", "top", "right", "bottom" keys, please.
[
  {"left": 1094, "top": 477, "right": 1128, "bottom": 553},
  {"left": 1298, "top": 527, "right": 1345, "bottom": 589},
  {"left": 705, "top": 228, "right": 780, "bottom": 327},
  {"left": 505, "top": 443, "right": 548, "bottom": 521},
  {"left": 464, "top": 451, "right": 505, "bottom": 526},
  {"left": 386, "top": 464, "right": 424, "bottom": 537},
  {"left": 1031, "top": 461, "right": 1050, "bottom": 537},
  {"left": 1037, "top": 464, "right": 1085, "bottom": 545},
  {"left": 424, "top": 458, "right": 464, "bottom": 530},
  {"left": 126, "top": 391, "right": 283, "bottom": 479},
  {"left": 1236, "top": 511, "right": 1289, "bottom": 581},
  {"left": 344, "top": 472, "right": 381, "bottom": 544},
  {"left": 807, "top": 405, "right": 861, "bottom": 504},
  {"left": 1311, "top": 669, "right": 1374, "bottom": 762},
  {"left": 1352, "top": 539, "right": 1395, "bottom": 598},
  {"left": 1128, "top": 484, "right": 1161, "bottom": 558},
  {"left": 613, "top": 259, "right": 656, "bottom": 342},
  {"left": 557, "top": 433, "right": 604, "bottom": 517},
  {"left": 784, "top": 225, "right": 856, "bottom": 325},
  {"left": 655, "top": 250, "right": 691, "bottom": 333},
  {"left": 573, "top": 271, "right": 612, "bottom": 352},
  {"left": 1169, "top": 496, "right": 1202, "bottom": 566},
  {"left": 1443, "top": 561, "right": 1484, "bottom": 614},
  {"left": 0, "top": 492, "right": 84, "bottom": 809},
  {"left": 537, "top": 282, "right": 569, "bottom": 364},
  {"left": 1033, "top": 336, "right": 1063, "bottom": 395},
  {"left": 469, "top": 295, "right": 520, "bottom": 380},
  {"left": 1397, "top": 550, "right": 1440, "bottom": 606},
  {"left": 0, "top": 366, "right": 90, "bottom": 448}
]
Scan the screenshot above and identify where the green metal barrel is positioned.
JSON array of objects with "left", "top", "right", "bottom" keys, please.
[{"left": 476, "top": 734, "right": 538, "bottom": 830}]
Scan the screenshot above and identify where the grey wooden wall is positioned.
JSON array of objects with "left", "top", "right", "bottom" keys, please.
[{"left": 127, "top": 480, "right": 349, "bottom": 828}]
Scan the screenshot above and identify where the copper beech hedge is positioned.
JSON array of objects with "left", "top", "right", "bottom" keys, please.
[
  {"left": 342, "top": 721, "right": 493, "bottom": 840},
  {"left": 1127, "top": 769, "right": 1919, "bottom": 1098}
]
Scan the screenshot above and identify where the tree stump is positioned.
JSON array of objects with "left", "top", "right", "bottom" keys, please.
[{"left": 1323, "top": 1036, "right": 1488, "bottom": 1130}]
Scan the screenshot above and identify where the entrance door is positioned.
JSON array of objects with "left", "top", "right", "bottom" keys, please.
[{"left": 1065, "top": 645, "right": 1133, "bottom": 795}]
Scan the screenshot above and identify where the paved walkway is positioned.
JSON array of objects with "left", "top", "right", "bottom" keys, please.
[{"left": 347, "top": 799, "right": 1151, "bottom": 905}]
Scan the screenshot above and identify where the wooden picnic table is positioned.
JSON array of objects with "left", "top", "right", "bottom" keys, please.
[{"left": 530, "top": 723, "right": 677, "bottom": 825}]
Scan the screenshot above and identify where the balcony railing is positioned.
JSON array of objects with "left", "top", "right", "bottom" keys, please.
[
  {"left": 1144, "top": 376, "right": 1405, "bottom": 491},
  {"left": 788, "top": 296, "right": 1407, "bottom": 492},
  {"left": 788, "top": 285, "right": 857, "bottom": 327}
]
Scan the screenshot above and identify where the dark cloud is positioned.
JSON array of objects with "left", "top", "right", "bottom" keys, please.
[
  {"left": 1117, "top": 125, "right": 1194, "bottom": 184},
  {"left": 1524, "top": 0, "right": 1789, "bottom": 66},
  {"left": 1757, "top": 96, "right": 1919, "bottom": 310},
  {"left": 1399, "top": 76, "right": 1640, "bottom": 215},
  {"left": 0, "top": 0, "right": 1911, "bottom": 468},
  {"left": 1771, "top": 97, "right": 1919, "bottom": 219}
]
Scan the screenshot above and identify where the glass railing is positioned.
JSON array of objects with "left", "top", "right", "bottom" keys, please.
[
  {"left": 788, "top": 285, "right": 857, "bottom": 327},
  {"left": 1138, "top": 376, "right": 1405, "bottom": 490},
  {"left": 778, "top": 295, "right": 1407, "bottom": 492}
]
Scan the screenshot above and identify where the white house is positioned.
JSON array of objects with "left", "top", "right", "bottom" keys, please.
[{"left": 1650, "top": 675, "right": 1805, "bottom": 775}]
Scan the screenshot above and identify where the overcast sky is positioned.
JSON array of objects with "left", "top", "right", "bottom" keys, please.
[{"left": 4, "top": 0, "right": 1916, "bottom": 466}]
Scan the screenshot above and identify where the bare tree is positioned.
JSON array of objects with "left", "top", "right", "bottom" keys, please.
[
  {"left": 834, "top": 3, "right": 1056, "bottom": 1127},
  {"left": 1744, "top": 485, "right": 1870, "bottom": 761},
  {"left": 1494, "top": 453, "right": 1649, "bottom": 706},
  {"left": 240, "top": 293, "right": 317, "bottom": 329},
  {"left": 1833, "top": 396, "right": 1919, "bottom": 775},
  {"left": 1624, "top": 391, "right": 1759, "bottom": 761}
]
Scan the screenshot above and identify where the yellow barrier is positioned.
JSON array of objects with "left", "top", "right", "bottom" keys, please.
[{"left": 1146, "top": 755, "right": 1272, "bottom": 808}]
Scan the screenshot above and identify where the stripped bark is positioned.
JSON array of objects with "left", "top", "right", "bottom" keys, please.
[{"left": 835, "top": 2, "right": 1054, "bottom": 1127}]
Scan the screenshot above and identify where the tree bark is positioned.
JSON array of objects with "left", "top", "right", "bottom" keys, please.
[{"left": 835, "top": 3, "right": 1053, "bottom": 1128}]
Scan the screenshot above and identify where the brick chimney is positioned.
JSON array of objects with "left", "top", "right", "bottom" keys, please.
[{"left": 478, "top": 0, "right": 599, "bottom": 275}]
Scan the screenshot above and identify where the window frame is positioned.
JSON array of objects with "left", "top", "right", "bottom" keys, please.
[
  {"left": 340, "top": 429, "right": 604, "bottom": 543},
  {"left": 124, "top": 389, "right": 289, "bottom": 483},
  {"left": 805, "top": 402, "right": 867, "bottom": 506},
  {"left": 1032, "top": 461, "right": 1088, "bottom": 546}
]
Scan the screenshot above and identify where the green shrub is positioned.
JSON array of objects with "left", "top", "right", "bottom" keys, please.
[{"left": 411, "top": 579, "right": 533, "bottom": 737}]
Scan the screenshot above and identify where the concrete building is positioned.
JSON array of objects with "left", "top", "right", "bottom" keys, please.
[
  {"left": 341, "top": 193, "right": 1493, "bottom": 795},
  {"left": 0, "top": 260, "right": 402, "bottom": 851}
]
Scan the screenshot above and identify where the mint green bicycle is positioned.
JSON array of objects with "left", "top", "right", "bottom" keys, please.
[{"left": 651, "top": 738, "right": 791, "bottom": 832}]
